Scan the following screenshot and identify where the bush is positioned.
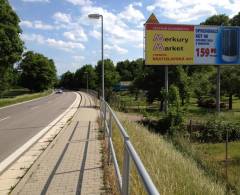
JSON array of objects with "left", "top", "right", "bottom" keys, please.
[
  {"left": 197, "top": 97, "right": 227, "bottom": 108},
  {"left": 157, "top": 85, "right": 186, "bottom": 136},
  {"left": 190, "top": 119, "right": 240, "bottom": 143},
  {"left": 157, "top": 109, "right": 185, "bottom": 136}
]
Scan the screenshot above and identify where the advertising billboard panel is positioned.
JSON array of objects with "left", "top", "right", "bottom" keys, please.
[{"left": 145, "top": 23, "right": 240, "bottom": 65}]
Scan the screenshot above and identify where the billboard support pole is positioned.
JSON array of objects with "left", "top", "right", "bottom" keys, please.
[
  {"left": 216, "top": 65, "right": 221, "bottom": 113},
  {"left": 165, "top": 65, "right": 168, "bottom": 114}
]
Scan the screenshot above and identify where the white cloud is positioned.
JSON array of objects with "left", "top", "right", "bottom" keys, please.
[
  {"left": 73, "top": 55, "right": 85, "bottom": 61},
  {"left": 53, "top": 12, "right": 72, "bottom": 23},
  {"left": 147, "top": 0, "right": 240, "bottom": 22},
  {"left": 119, "top": 4, "right": 145, "bottom": 23},
  {"left": 46, "top": 38, "right": 85, "bottom": 51},
  {"left": 136, "top": 43, "right": 143, "bottom": 49},
  {"left": 22, "top": 0, "right": 49, "bottom": 2},
  {"left": 66, "top": 0, "right": 92, "bottom": 6},
  {"left": 21, "top": 33, "right": 45, "bottom": 44},
  {"left": 20, "top": 20, "right": 33, "bottom": 28},
  {"left": 80, "top": 3, "right": 143, "bottom": 45},
  {"left": 89, "top": 30, "right": 101, "bottom": 39},
  {"left": 34, "top": 21, "right": 54, "bottom": 30},
  {"left": 21, "top": 20, "right": 54, "bottom": 30},
  {"left": 105, "top": 44, "right": 128, "bottom": 55},
  {"left": 22, "top": 33, "right": 85, "bottom": 51},
  {"left": 132, "top": 2, "right": 142, "bottom": 7},
  {"left": 63, "top": 28, "right": 88, "bottom": 42},
  {"left": 64, "top": 0, "right": 143, "bottom": 57}
]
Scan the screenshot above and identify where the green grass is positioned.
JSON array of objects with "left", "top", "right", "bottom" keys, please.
[
  {"left": 113, "top": 92, "right": 240, "bottom": 123},
  {"left": 0, "top": 89, "right": 52, "bottom": 108},
  {"left": 193, "top": 142, "right": 240, "bottom": 193},
  {"left": 112, "top": 112, "right": 226, "bottom": 195},
  {"left": 186, "top": 97, "right": 240, "bottom": 123},
  {"left": 112, "top": 92, "right": 240, "bottom": 194}
]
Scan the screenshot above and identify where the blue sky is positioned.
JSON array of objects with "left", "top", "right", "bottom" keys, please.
[{"left": 9, "top": 0, "right": 240, "bottom": 75}]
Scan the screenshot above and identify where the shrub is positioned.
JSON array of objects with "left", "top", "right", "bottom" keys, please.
[
  {"left": 190, "top": 119, "right": 240, "bottom": 143},
  {"left": 197, "top": 97, "right": 227, "bottom": 108}
]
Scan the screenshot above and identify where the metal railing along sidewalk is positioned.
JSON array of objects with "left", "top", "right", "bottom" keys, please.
[{"left": 100, "top": 99, "right": 160, "bottom": 195}]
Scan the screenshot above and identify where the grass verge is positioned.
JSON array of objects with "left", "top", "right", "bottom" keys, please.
[
  {"left": 193, "top": 142, "right": 240, "bottom": 193},
  {"left": 0, "top": 90, "right": 52, "bottom": 108},
  {"left": 111, "top": 112, "right": 226, "bottom": 195}
]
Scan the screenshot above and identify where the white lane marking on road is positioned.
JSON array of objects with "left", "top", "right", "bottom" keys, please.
[
  {"left": 0, "top": 92, "right": 79, "bottom": 174},
  {"left": 0, "top": 116, "right": 10, "bottom": 122}
]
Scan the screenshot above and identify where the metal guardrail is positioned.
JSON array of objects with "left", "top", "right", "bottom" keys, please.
[{"left": 100, "top": 99, "right": 160, "bottom": 195}]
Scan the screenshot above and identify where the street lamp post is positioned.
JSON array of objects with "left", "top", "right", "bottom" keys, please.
[
  {"left": 88, "top": 13, "right": 104, "bottom": 101},
  {"left": 88, "top": 13, "right": 105, "bottom": 131}
]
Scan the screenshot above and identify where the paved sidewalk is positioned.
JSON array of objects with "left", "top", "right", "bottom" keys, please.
[{"left": 12, "top": 93, "right": 105, "bottom": 195}]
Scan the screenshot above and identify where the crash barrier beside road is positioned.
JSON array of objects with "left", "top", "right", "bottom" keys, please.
[
  {"left": 100, "top": 99, "right": 160, "bottom": 195},
  {"left": 80, "top": 89, "right": 99, "bottom": 107}
]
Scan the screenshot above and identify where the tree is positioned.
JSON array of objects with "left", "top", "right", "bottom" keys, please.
[
  {"left": 140, "top": 67, "right": 165, "bottom": 109},
  {"left": 95, "top": 59, "right": 120, "bottom": 100},
  {"left": 230, "top": 12, "right": 240, "bottom": 26},
  {"left": 0, "top": 0, "right": 24, "bottom": 93},
  {"left": 20, "top": 51, "right": 57, "bottom": 91},
  {"left": 116, "top": 60, "right": 131, "bottom": 80},
  {"left": 201, "top": 14, "right": 230, "bottom": 25},
  {"left": 74, "top": 64, "right": 97, "bottom": 90},
  {"left": 221, "top": 66, "right": 240, "bottom": 109},
  {"left": 59, "top": 71, "right": 75, "bottom": 89},
  {"left": 116, "top": 58, "right": 144, "bottom": 81},
  {"left": 192, "top": 71, "right": 214, "bottom": 101},
  {"left": 170, "top": 66, "right": 191, "bottom": 105}
]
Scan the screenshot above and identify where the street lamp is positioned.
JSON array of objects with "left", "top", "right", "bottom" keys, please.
[{"left": 88, "top": 13, "right": 104, "bottom": 101}]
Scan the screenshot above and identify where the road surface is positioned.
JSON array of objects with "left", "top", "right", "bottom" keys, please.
[{"left": 0, "top": 92, "right": 77, "bottom": 163}]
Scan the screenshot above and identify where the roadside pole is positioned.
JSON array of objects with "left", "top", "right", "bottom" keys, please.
[
  {"left": 225, "top": 127, "right": 229, "bottom": 193},
  {"left": 216, "top": 65, "right": 221, "bottom": 113},
  {"left": 165, "top": 65, "right": 168, "bottom": 113}
]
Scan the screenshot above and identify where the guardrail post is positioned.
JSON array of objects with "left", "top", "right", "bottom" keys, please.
[
  {"left": 122, "top": 138, "right": 130, "bottom": 195},
  {"left": 108, "top": 113, "right": 112, "bottom": 164}
]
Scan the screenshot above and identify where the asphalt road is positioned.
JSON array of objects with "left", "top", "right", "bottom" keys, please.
[{"left": 0, "top": 91, "right": 77, "bottom": 163}]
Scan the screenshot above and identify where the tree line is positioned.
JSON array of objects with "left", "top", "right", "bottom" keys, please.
[
  {"left": 59, "top": 58, "right": 143, "bottom": 99},
  {"left": 60, "top": 13, "right": 240, "bottom": 109},
  {"left": 0, "top": 0, "right": 57, "bottom": 95}
]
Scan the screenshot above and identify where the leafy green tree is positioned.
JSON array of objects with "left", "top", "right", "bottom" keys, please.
[
  {"left": 170, "top": 66, "right": 191, "bottom": 105},
  {"left": 116, "top": 60, "right": 131, "bottom": 80},
  {"left": 0, "top": 0, "right": 24, "bottom": 93},
  {"left": 192, "top": 72, "right": 214, "bottom": 101},
  {"left": 59, "top": 71, "right": 75, "bottom": 89},
  {"left": 230, "top": 12, "right": 240, "bottom": 26},
  {"left": 116, "top": 58, "right": 144, "bottom": 81},
  {"left": 95, "top": 59, "right": 120, "bottom": 100},
  {"left": 20, "top": 51, "right": 57, "bottom": 91},
  {"left": 221, "top": 66, "right": 240, "bottom": 109},
  {"left": 168, "top": 85, "right": 181, "bottom": 112},
  {"left": 201, "top": 14, "right": 230, "bottom": 25},
  {"left": 74, "top": 64, "right": 97, "bottom": 90},
  {"left": 140, "top": 67, "right": 165, "bottom": 109}
]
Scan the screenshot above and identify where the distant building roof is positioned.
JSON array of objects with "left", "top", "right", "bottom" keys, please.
[{"left": 119, "top": 81, "right": 132, "bottom": 86}]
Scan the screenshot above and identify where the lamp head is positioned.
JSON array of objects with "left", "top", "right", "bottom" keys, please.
[{"left": 88, "top": 14, "right": 101, "bottom": 19}]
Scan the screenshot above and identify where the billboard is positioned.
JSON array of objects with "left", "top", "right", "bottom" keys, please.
[{"left": 145, "top": 23, "right": 240, "bottom": 65}]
